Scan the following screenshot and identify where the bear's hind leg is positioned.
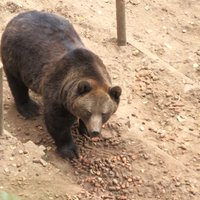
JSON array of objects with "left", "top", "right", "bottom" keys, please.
[{"left": 4, "top": 69, "right": 39, "bottom": 118}]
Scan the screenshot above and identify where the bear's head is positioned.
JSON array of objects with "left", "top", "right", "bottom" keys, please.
[{"left": 72, "top": 79, "right": 122, "bottom": 137}]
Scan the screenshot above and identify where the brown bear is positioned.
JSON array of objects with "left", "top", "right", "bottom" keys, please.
[{"left": 1, "top": 11, "right": 122, "bottom": 159}]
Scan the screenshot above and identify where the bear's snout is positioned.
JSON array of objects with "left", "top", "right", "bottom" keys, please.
[
  {"left": 85, "top": 114, "right": 102, "bottom": 138},
  {"left": 90, "top": 131, "right": 100, "bottom": 137}
]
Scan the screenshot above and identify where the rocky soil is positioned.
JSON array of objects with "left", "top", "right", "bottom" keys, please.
[{"left": 0, "top": 0, "right": 200, "bottom": 199}]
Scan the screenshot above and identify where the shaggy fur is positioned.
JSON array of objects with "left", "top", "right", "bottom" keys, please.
[{"left": 1, "top": 11, "right": 121, "bottom": 159}]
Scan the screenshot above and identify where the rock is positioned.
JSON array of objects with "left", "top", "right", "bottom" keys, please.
[
  {"left": 127, "top": 178, "right": 133, "bottom": 182},
  {"left": 18, "top": 150, "right": 24, "bottom": 154},
  {"left": 145, "top": 5, "right": 150, "bottom": 10},
  {"left": 164, "top": 43, "right": 172, "bottom": 49},
  {"left": 112, "top": 179, "right": 118, "bottom": 185},
  {"left": 132, "top": 49, "right": 140, "bottom": 56},
  {"left": 189, "top": 189, "right": 197, "bottom": 195},
  {"left": 129, "top": 0, "right": 140, "bottom": 5},
  {"left": 116, "top": 195, "right": 127, "bottom": 200},
  {"left": 121, "top": 183, "right": 126, "bottom": 189},
  {"left": 33, "top": 158, "right": 48, "bottom": 167},
  {"left": 4, "top": 168, "right": 9, "bottom": 173},
  {"left": 23, "top": 141, "right": 45, "bottom": 158},
  {"left": 146, "top": 29, "right": 153, "bottom": 34},
  {"left": 196, "top": 49, "right": 200, "bottom": 56},
  {"left": 108, "top": 186, "right": 117, "bottom": 191},
  {"left": 193, "top": 63, "right": 199, "bottom": 68},
  {"left": 139, "top": 126, "right": 145, "bottom": 131}
]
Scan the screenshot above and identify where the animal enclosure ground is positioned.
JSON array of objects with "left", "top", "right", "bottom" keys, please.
[{"left": 0, "top": 0, "right": 200, "bottom": 199}]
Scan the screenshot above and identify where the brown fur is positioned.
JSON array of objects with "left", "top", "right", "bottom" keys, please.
[{"left": 1, "top": 11, "right": 122, "bottom": 159}]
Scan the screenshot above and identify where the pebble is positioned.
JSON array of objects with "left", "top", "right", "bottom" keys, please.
[
  {"left": 148, "top": 161, "right": 157, "bottom": 166},
  {"left": 9, "top": 157, "right": 14, "bottom": 161},
  {"left": 97, "top": 10, "right": 102, "bottom": 15},
  {"left": 193, "top": 63, "right": 199, "bottom": 68},
  {"left": 182, "top": 29, "right": 187, "bottom": 33},
  {"left": 196, "top": 50, "right": 200, "bottom": 56},
  {"left": 46, "top": 146, "right": 52, "bottom": 151},
  {"left": 74, "top": 171, "right": 79, "bottom": 175},
  {"left": 127, "top": 178, "right": 133, "bottom": 183},
  {"left": 145, "top": 5, "right": 150, "bottom": 10},
  {"left": 116, "top": 196, "right": 127, "bottom": 200},
  {"left": 126, "top": 182, "right": 129, "bottom": 188},
  {"left": 16, "top": 163, "right": 22, "bottom": 168},
  {"left": 189, "top": 189, "right": 196, "bottom": 195},
  {"left": 143, "top": 153, "right": 149, "bottom": 160},
  {"left": 146, "top": 29, "right": 153, "bottom": 34},
  {"left": 129, "top": 0, "right": 140, "bottom": 5},
  {"left": 109, "top": 170, "right": 115, "bottom": 176},
  {"left": 18, "top": 150, "right": 24, "bottom": 154},
  {"left": 131, "top": 155, "right": 137, "bottom": 160},
  {"left": 179, "top": 145, "right": 187, "bottom": 150},
  {"left": 165, "top": 91, "right": 172, "bottom": 97},
  {"left": 112, "top": 179, "right": 118, "bottom": 185},
  {"left": 33, "top": 159, "right": 48, "bottom": 167},
  {"left": 175, "top": 181, "right": 181, "bottom": 187},
  {"left": 122, "top": 157, "right": 127, "bottom": 163},
  {"left": 164, "top": 43, "right": 172, "bottom": 49},
  {"left": 96, "top": 171, "right": 101, "bottom": 176},
  {"left": 152, "top": 76, "right": 159, "bottom": 81},
  {"left": 38, "top": 126, "right": 43, "bottom": 130},
  {"left": 132, "top": 49, "right": 140, "bottom": 56},
  {"left": 140, "top": 126, "right": 145, "bottom": 131},
  {"left": 4, "top": 168, "right": 9, "bottom": 173},
  {"left": 97, "top": 177, "right": 103, "bottom": 182},
  {"left": 108, "top": 186, "right": 117, "bottom": 191},
  {"left": 145, "top": 89, "right": 152, "bottom": 95}
]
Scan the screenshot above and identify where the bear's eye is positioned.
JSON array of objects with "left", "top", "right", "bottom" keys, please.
[{"left": 84, "top": 110, "right": 92, "bottom": 118}]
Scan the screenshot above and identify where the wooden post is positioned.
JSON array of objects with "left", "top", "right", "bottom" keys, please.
[
  {"left": 0, "top": 66, "right": 3, "bottom": 135},
  {"left": 116, "top": 0, "right": 126, "bottom": 46}
]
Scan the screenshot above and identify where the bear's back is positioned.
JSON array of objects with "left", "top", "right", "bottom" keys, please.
[
  {"left": 1, "top": 11, "right": 85, "bottom": 93},
  {"left": 1, "top": 11, "right": 84, "bottom": 65}
]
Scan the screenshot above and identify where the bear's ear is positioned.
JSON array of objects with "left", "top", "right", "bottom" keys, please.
[
  {"left": 77, "top": 80, "right": 92, "bottom": 95},
  {"left": 109, "top": 86, "right": 122, "bottom": 103}
]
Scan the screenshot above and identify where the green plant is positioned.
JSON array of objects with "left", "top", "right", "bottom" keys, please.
[{"left": 0, "top": 191, "right": 21, "bottom": 200}]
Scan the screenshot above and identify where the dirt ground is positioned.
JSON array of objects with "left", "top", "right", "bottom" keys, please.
[{"left": 0, "top": 0, "right": 200, "bottom": 199}]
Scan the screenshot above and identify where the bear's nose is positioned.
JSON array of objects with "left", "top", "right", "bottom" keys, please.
[{"left": 91, "top": 131, "right": 100, "bottom": 137}]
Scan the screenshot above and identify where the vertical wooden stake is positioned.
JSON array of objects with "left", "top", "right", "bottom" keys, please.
[
  {"left": 0, "top": 66, "right": 3, "bottom": 135},
  {"left": 116, "top": 0, "right": 126, "bottom": 46}
]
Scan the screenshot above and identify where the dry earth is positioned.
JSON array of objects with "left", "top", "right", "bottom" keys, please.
[{"left": 0, "top": 0, "right": 200, "bottom": 199}]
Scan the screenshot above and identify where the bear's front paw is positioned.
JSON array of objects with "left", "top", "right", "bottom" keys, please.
[
  {"left": 58, "top": 143, "right": 79, "bottom": 160},
  {"left": 16, "top": 99, "right": 40, "bottom": 119}
]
